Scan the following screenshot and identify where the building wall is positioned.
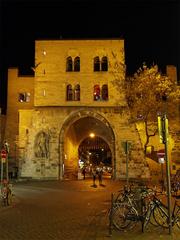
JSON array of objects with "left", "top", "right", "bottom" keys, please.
[
  {"left": 6, "top": 39, "right": 152, "bottom": 180},
  {"left": 5, "top": 68, "right": 34, "bottom": 160},
  {"left": 18, "top": 107, "right": 149, "bottom": 180},
  {"left": 34, "top": 39, "right": 126, "bottom": 107}
]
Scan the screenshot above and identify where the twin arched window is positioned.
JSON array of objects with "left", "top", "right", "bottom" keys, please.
[
  {"left": 66, "top": 56, "right": 108, "bottom": 72},
  {"left": 93, "top": 84, "right": 108, "bottom": 101},
  {"left": 94, "top": 56, "right": 108, "bottom": 72},
  {"left": 66, "top": 56, "right": 80, "bottom": 72},
  {"left": 67, "top": 84, "right": 80, "bottom": 101}
]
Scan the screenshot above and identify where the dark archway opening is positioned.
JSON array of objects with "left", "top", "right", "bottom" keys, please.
[{"left": 78, "top": 136, "right": 112, "bottom": 178}]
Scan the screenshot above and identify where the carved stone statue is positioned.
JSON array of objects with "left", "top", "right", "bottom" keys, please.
[{"left": 34, "top": 132, "right": 49, "bottom": 158}]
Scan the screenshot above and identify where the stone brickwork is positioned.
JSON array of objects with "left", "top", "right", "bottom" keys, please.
[
  {"left": 6, "top": 39, "right": 152, "bottom": 180},
  {"left": 4, "top": 68, "right": 34, "bottom": 170},
  {"left": 18, "top": 107, "right": 150, "bottom": 180}
]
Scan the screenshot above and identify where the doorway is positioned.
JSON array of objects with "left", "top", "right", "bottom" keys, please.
[{"left": 59, "top": 111, "right": 115, "bottom": 180}]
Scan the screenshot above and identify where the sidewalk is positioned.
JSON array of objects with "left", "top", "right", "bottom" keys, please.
[{"left": 0, "top": 178, "right": 179, "bottom": 240}]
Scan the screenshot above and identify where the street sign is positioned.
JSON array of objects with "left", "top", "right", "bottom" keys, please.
[
  {"left": 157, "top": 149, "right": 165, "bottom": 158},
  {"left": 1, "top": 149, "right": 7, "bottom": 159},
  {"left": 158, "top": 116, "right": 169, "bottom": 144}
]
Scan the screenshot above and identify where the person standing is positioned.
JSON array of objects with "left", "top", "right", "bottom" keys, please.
[
  {"left": 91, "top": 167, "right": 97, "bottom": 187},
  {"left": 82, "top": 167, "right": 86, "bottom": 180},
  {"left": 97, "top": 167, "right": 103, "bottom": 186}
]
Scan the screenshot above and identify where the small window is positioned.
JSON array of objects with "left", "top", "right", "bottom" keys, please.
[
  {"left": 66, "top": 57, "right": 73, "bottom": 72},
  {"left": 93, "top": 85, "right": 100, "bottom": 101},
  {"left": 102, "top": 84, "right": 108, "bottom": 100},
  {"left": 74, "top": 57, "right": 80, "bottom": 72},
  {"left": 67, "top": 84, "right": 73, "bottom": 101},
  {"left": 74, "top": 84, "right": 80, "bottom": 101},
  {"left": 18, "top": 92, "right": 30, "bottom": 102},
  {"left": 101, "top": 56, "right": 108, "bottom": 71},
  {"left": 94, "top": 57, "right": 100, "bottom": 72}
]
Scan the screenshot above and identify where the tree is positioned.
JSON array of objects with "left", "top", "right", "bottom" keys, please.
[{"left": 125, "top": 63, "right": 180, "bottom": 153}]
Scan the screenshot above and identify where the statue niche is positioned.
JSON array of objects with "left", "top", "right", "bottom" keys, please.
[{"left": 34, "top": 131, "right": 49, "bottom": 158}]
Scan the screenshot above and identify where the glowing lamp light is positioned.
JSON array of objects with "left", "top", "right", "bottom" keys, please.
[{"left": 89, "top": 133, "right": 95, "bottom": 138}]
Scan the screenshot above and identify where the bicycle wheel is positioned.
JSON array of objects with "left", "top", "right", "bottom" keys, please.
[
  {"left": 153, "top": 205, "right": 168, "bottom": 228},
  {"left": 111, "top": 203, "right": 138, "bottom": 230},
  {"left": 174, "top": 206, "right": 180, "bottom": 229},
  {"left": 143, "top": 206, "right": 152, "bottom": 231},
  {"left": 114, "top": 191, "right": 125, "bottom": 203}
]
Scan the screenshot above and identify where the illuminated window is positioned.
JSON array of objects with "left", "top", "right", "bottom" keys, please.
[
  {"left": 18, "top": 92, "right": 30, "bottom": 102},
  {"left": 74, "top": 57, "right": 80, "bottom": 72},
  {"left": 74, "top": 84, "right": 80, "bottom": 101},
  {"left": 102, "top": 84, "right": 108, "bottom": 100},
  {"left": 101, "top": 57, "right": 108, "bottom": 71},
  {"left": 66, "top": 57, "right": 73, "bottom": 72},
  {"left": 93, "top": 85, "right": 100, "bottom": 101},
  {"left": 94, "top": 57, "right": 100, "bottom": 71},
  {"left": 66, "top": 84, "right": 73, "bottom": 101}
]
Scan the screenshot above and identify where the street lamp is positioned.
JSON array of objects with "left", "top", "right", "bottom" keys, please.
[{"left": 89, "top": 133, "right": 95, "bottom": 138}]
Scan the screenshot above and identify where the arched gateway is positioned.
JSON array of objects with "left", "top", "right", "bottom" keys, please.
[
  {"left": 59, "top": 110, "right": 115, "bottom": 180},
  {"left": 16, "top": 39, "right": 150, "bottom": 181}
]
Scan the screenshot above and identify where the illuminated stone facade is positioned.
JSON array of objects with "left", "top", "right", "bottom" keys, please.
[{"left": 5, "top": 39, "right": 153, "bottom": 180}]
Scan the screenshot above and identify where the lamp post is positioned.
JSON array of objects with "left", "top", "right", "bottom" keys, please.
[{"left": 158, "top": 114, "right": 172, "bottom": 234}]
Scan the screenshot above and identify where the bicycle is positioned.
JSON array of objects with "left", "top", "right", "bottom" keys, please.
[
  {"left": 1, "top": 180, "right": 13, "bottom": 206},
  {"left": 110, "top": 184, "right": 151, "bottom": 232},
  {"left": 152, "top": 195, "right": 180, "bottom": 229}
]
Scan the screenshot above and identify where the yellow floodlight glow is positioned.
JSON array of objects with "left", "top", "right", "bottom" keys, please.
[{"left": 89, "top": 133, "right": 95, "bottom": 138}]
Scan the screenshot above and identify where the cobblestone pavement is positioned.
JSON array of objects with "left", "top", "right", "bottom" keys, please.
[{"left": 0, "top": 179, "right": 179, "bottom": 240}]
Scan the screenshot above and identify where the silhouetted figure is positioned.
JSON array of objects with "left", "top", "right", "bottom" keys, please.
[
  {"left": 82, "top": 167, "right": 86, "bottom": 180},
  {"left": 97, "top": 167, "right": 103, "bottom": 186},
  {"left": 91, "top": 167, "right": 97, "bottom": 187}
]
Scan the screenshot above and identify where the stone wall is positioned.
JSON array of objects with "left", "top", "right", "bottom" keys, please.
[
  {"left": 5, "top": 39, "right": 152, "bottom": 180},
  {"left": 18, "top": 107, "right": 150, "bottom": 180},
  {"left": 5, "top": 68, "right": 34, "bottom": 159}
]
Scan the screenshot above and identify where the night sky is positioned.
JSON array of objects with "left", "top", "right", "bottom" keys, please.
[{"left": 0, "top": 0, "right": 179, "bottom": 112}]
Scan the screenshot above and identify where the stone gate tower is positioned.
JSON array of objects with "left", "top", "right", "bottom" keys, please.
[{"left": 6, "top": 39, "right": 150, "bottom": 180}]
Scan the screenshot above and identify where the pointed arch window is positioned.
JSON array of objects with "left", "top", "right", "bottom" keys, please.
[
  {"left": 66, "top": 57, "right": 73, "bottom": 72},
  {"left": 67, "top": 84, "right": 73, "bottom": 101},
  {"left": 94, "top": 85, "right": 100, "bottom": 101},
  {"left": 101, "top": 56, "right": 108, "bottom": 71},
  {"left": 94, "top": 57, "right": 100, "bottom": 72},
  {"left": 74, "top": 84, "right": 80, "bottom": 101},
  {"left": 74, "top": 56, "right": 80, "bottom": 72},
  {"left": 102, "top": 84, "right": 108, "bottom": 100}
]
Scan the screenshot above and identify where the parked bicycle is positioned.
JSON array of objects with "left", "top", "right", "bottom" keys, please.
[
  {"left": 152, "top": 194, "right": 180, "bottom": 229},
  {"left": 1, "top": 179, "right": 13, "bottom": 206},
  {"left": 109, "top": 184, "right": 152, "bottom": 232},
  {"left": 109, "top": 184, "right": 180, "bottom": 233}
]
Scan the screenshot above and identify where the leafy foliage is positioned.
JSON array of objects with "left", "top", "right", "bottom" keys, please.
[{"left": 125, "top": 63, "right": 180, "bottom": 151}]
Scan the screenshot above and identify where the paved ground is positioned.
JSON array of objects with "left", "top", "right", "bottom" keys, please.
[{"left": 0, "top": 178, "right": 179, "bottom": 240}]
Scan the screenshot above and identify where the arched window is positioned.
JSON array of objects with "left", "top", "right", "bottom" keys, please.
[
  {"left": 67, "top": 84, "right": 73, "bottom": 101},
  {"left": 66, "top": 57, "right": 73, "bottom": 72},
  {"left": 74, "top": 57, "right": 80, "bottom": 72},
  {"left": 93, "top": 85, "right": 100, "bottom": 101},
  {"left": 101, "top": 56, "right": 108, "bottom": 71},
  {"left": 102, "top": 84, "right": 108, "bottom": 100},
  {"left": 94, "top": 57, "right": 100, "bottom": 72},
  {"left": 74, "top": 84, "right": 80, "bottom": 101}
]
